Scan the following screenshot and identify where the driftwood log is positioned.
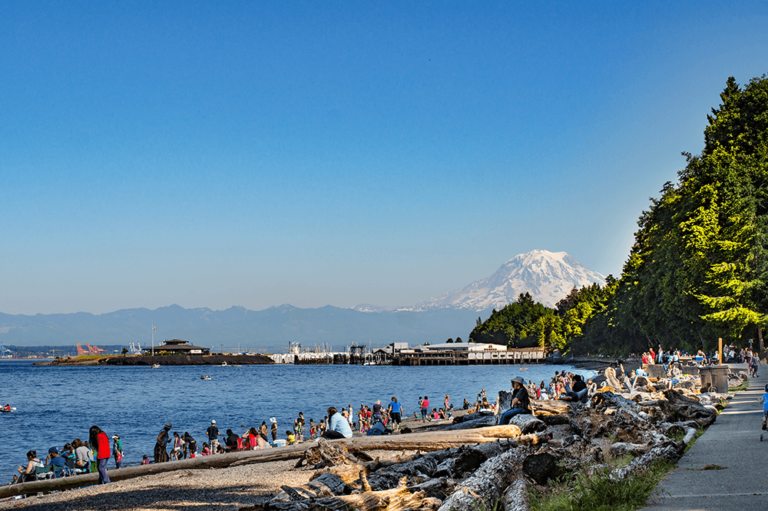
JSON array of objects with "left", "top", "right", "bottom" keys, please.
[
  {"left": 501, "top": 478, "right": 530, "bottom": 511},
  {"left": 508, "top": 414, "right": 546, "bottom": 434},
  {"left": 531, "top": 400, "right": 571, "bottom": 416},
  {"left": 438, "top": 448, "right": 527, "bottom": 511}
]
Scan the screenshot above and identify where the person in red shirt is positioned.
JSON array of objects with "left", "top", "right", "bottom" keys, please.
[{"left": 89, "top": 425, "right": 111, "bottom": 484}]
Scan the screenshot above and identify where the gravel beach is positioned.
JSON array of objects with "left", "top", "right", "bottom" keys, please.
[{"left": 0, "top": 449, "right": 417, "bottom": 511}]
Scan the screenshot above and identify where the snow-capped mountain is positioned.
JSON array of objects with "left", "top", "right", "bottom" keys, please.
[{"left": 404, "top": 250, "right": 605, "bottom": 311}]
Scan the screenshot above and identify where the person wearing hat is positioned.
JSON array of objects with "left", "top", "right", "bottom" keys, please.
[
  {"left": 499, "top": 376, "right": 532, "bottom": 425},
  {"left": 207, "top": 420, "right": 220, "bottom": 454},
  {"left": 112, "top": 435, "right": 123, "bottom": 469},
  {"left": 45, "top": 446, "right": 67, "bottom": 475},
  {"left": 154, "top": 423, "right": 172, "bottom": 464},
  {"left": 270, "top": 418, "right": 278, "bottom": 442}
]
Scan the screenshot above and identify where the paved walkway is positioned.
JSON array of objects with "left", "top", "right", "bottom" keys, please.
[{"left": 645, "top": 363, "right": 768, "bottom": 510}]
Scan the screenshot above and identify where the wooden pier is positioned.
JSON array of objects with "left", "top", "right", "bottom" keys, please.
[{"left": 392, "top": 348, "right": 546, "bottom": 366}]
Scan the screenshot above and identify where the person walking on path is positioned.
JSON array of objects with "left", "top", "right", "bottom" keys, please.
[
  {"left": 206, "top": 420, "right": 220, "bottom": 454},
  {"left": 154, "top": 423, "right": 172, "bottom": 463},
  {"left": 90, "top": 425, "right": 111, "bottom": 484},
  {"left": 112, "top": 435, "right": 122, "bottom": 469}
]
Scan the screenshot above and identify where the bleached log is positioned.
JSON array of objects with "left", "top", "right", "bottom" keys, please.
[
  {"left": 438, "top": 449, "right": 527, "bottom": 511},
  {"left": 609, "top": 442, "right": 651, "bottom": 457},
  {"left": 604, "top": 367, "right": 624, "bottom": 391},
  {"left": 682, "top": 427, "right": 697, "bottom": 446},
  {"left": 531, "top": 400, "right": 571, "bottom": 416},
  {"left": 501, "top": 478, "right": 530, "bottom": 511},
  {"left": 609, "top": 445, "right": 679, "bottom": 482}
]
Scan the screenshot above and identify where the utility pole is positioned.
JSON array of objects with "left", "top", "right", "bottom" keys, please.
[{"left": 151, "top": 323, "right": 157, "bottom": 356}]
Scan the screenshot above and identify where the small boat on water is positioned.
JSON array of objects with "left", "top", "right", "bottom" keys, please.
[
  {"left": 221, "top": 362, "right": 228, "bottom": 367},
  {"left": 1, "top": 406, "right": 15, "bottom": 413},
  {"left": 151, "top": 363, "right": 161, "bottom": 369},
  {"left": 200, "top": 375, "right": 211, "bottom": 380}
]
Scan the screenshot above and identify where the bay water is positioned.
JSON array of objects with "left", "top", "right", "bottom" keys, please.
[{"left": 0, "top": 359, "right": 595, "bottom": 484}]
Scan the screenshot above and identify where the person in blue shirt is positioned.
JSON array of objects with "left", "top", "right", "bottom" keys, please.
[
  {"left": 388, "top": 397, "right": 403, "bottom": 429},
  {"left": 322, "top": 407, "right": 353, "bottom": 439},
  {"left": 46, "top": 447, "right": 67, "bottom": 477},
  {"left": 759, "top": 384, "right": 768, "bottom": 430}
]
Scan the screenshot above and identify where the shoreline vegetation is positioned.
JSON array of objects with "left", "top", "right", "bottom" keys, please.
[{"left": 1, "top": 361, "right": 745, "bottom": 511}]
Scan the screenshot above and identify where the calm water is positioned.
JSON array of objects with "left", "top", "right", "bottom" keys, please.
[{"left": 0, "top": 360, "right": 594, "bottom": 483}]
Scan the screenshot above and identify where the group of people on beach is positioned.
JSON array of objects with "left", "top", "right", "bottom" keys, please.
[
  {"left": 13, "top": 426, "right": 117, "bottom": 486},
  {"left": 11, "top": 371, "right": 606, "bottom": 486}
]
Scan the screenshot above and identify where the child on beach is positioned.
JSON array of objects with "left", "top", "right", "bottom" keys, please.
[
  {"left": 201, "top": 443, "right": 210, "bottom": 456},
  {"left": 141, "top": 455, "right": 150, "bottom": 465},
  {"left": 286, "top": 431, "right": 296, "bottom": 445}
]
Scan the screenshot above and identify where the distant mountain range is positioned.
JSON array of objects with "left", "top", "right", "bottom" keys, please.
[{"left": 1, "top": 250, "right": 605, "bottom": 348}]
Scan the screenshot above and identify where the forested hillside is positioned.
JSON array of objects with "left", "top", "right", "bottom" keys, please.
[{"left": 472, "top": 75, "right": 768, "bottom": 356}]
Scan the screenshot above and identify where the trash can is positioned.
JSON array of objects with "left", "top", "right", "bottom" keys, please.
[{"left": 700, "top": 365, "right": 730, "bottom": 393}]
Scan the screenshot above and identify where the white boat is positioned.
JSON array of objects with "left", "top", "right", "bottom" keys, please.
[
  {"left": 221, "top": 362, "right": 228, "bottom": 367},
  {"left": 151, "top": 363, "right": 161, "bottom": 369},
  {"left": 200, "top": 375, "right": 211, "bottom": 380}
]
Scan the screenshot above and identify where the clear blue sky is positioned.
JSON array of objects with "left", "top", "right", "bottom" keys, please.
[{"left": 1, "top": 1, "right": 767, "bottom": 315}]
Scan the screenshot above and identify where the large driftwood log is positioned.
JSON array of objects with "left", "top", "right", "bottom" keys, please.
[
  {"left": 438, "top": 449, "right": 527, "bottom": 511},
  {"left": 531, "top": 400, "right": 571, "bottom": 416},
  {"left": 508, "top": 414, "right": 546, "bottom": 434},
  {"left": 501, "top": 478, "right": 530, "bottom": 511},
  {"left": 452, "top": 411, "right": 495, "bottom": 424},
  {"left": 604, "top": 367, "right": 624, "bottom": 391},
  {"left": 662, "top": 389, "right": 717, "bottom": 425},
  {"left": 609, "top": 445, "right": 679, "bottom": 482},
  {"left": 591, "top": 392, "right": 651, "bottom": 422}
]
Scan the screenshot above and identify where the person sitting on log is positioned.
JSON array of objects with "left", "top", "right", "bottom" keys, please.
[
  {"left": 16, "top": 450, "right": 43, "bottom": 483},
  {"left": 561, "top": 374, "right": 589, "bottom": 403},
  {"left": 499, "top": 376, "right": 532, "bottom": 425},
  {"left": 322, "top": 406, "right": 354, "bottom": 439}
]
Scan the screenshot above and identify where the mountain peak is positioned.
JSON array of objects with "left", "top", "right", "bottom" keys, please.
[{"left": 411, "top": 250, "right": 605, "bottom": 311}]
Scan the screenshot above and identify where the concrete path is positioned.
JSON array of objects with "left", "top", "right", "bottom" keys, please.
[{"left": 645, "top": 363, "right": 768, "bottom": 510}]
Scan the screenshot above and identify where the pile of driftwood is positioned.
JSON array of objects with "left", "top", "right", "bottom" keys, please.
[{"left": 241, "top": 366, "right": 742, "bottom": 511}]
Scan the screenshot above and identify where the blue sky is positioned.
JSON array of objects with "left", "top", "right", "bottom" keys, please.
[{"left": 1, "top": 1, "right": 767, "bottom": 315}]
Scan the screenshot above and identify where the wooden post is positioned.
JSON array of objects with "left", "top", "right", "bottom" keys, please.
[{"left": 718, "top": 338, "right": 723, "bottom": 365}]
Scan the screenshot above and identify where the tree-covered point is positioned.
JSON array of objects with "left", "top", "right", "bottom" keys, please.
[
  {"left": 576, "top": 75, "right": 768, "bottom": 356},
  {"left": 470, "top": 285, "right": 614, "bottom": 351},
  {"left": 471, "top": 74, "right": 768, "bottom": 357}
]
